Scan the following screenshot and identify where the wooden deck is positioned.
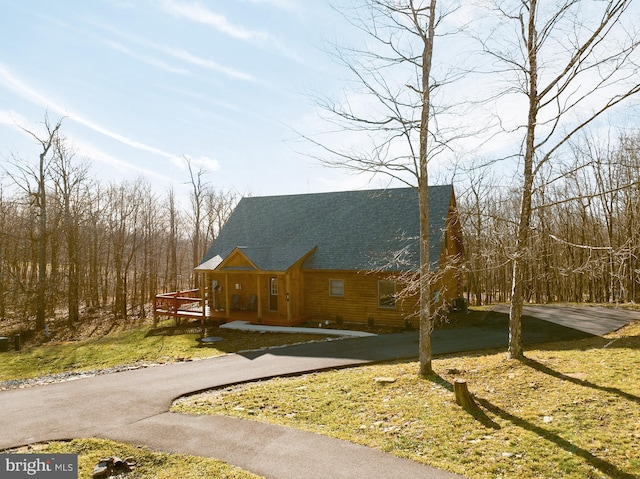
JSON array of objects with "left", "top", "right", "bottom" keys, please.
[{"left": 153, "top": 289, "right": 204, "bottom": 326}]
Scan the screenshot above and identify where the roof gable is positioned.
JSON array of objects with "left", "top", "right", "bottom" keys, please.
[
  {"left": 200, "top": 186, "right": 454, "bottom": 272},
  {"left": 218, "top": 248, "right": 258, "bottom": 270}
]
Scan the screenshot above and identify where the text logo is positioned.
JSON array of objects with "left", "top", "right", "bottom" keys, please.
[{"left": 0, "top": 454, "right": 78, "bottom": 478}]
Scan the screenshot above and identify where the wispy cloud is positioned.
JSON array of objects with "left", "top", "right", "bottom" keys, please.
[
  {"left": 0, "top": 110, "right": 29, "bottom": 130},
  {"left": 154, "top": 0, "right": 307, "bottom": 68},
  {"left": 95, "top": 23, "right": 257, "bottom": 82},
  {"left": 0, "top": 63, "right": 179, "bottom": 162},
  {"left": 101, "top": 39, "right": 190, "bottom": 75},
  {"left": 0, "top": 107, "right": 172, "bottom": 182},
  {"left": 164, "top": 47, "right": 255, "bottom": 82},
  {"left": 180, "top": 154, "right": 221, "bottom": 173},
  {"left": 241, "top": 0, "right": 302, "bottom": 13},
  {"left": 156, "top": 0, "right": 271, "bottom": 43},
  {"left": 73, "top": 138, "right": 175, "bottom": 182},
  {"left": 103, "top": 0, "right": 136, "bottom": 9},
  {"left": 156, "top": 85, "right": 243, "bottom": 113}
]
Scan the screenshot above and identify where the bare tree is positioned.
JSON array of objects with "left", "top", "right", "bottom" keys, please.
[
  {"left": 186, "top": 157, "right": 208, "bottom": 288},
  {"left": 86, "top": 183, "right": 105, "bottom": 310},
  {"left": 477, "top": 0, "right": 640, "bottom": 359},
  {"left": 458, "top": 127, "right": 640, "bottom": 309},
  {"left": 50, "top": 137, "right": 91, "bottom": 325},
  {"left": 303, "top": 0, "right": 475, "bottom": 374},
  {"left": 165, "top": 186, "right": 180, "bottom": 293},
  {"left": 106, "top": 180, "right": 143, "bottom": 320},
  {"left": 203, "top": 189, "right": 237, "bottom": 247},
  {"left": 2, "top": 116, "right": 63, "bottom": 330},
  {"left": 138, "top": 185, "right": 160, "bottom": 318},
  {"left": 457, "top": 168, "right": 501, "bottom": 306},
  {"left": 0, "top": 182, "right": 10, "bottom": 320}
]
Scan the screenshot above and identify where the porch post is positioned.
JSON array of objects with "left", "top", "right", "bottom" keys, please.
[
  {"left": 224, "top": 273, "right": 230, "bottom": 318},
  {"left": 173, "top": 290, "right": 179, "bottom": 327},
  {"left": 256, "top": 274, "right": 262, "bottom": 321},
  {"left": 285, "top": 273, "right": 292, "bottom": 324},
  {"left": 199, "top": 272, "right": 206, "bottom": 328}
]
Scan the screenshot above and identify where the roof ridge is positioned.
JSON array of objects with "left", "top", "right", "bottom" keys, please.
[{"left": 243, "top": 184, "right": 452, "bottom": 201}]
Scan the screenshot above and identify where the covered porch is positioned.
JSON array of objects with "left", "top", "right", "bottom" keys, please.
[
  {"left": 191, "top": 245, "right": 313, "bottom": 326},
  {"left": 152, "top": 283, "right": 309, "bottom": 327},
  {"left": 201, "top": 269, "right": 308, "bottom": 326}
]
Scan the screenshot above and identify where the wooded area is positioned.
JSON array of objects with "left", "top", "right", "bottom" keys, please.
[
  {"left": 2, "top": 2, "right": 640, "bottom": 340},
  {"left": 459, "top": 132, "right": 640, "bottom": 307},
  {"left": 0, "top": 118, "right": 237, "bottom": 330},
  {"left": 2, "top": 118, "right": 638, "bottom": 333}
]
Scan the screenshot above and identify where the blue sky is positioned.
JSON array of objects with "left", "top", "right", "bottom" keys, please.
[
  {"left": 0, "top": 0, "right": 387, "bottom": 202},
  {"left": 3, "top": 1, "right": 640, "bottom": 206}
]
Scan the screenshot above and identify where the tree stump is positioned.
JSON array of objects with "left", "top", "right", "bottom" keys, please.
[{"left": 454, "top": 378, "right": 476, "bottom": 410}]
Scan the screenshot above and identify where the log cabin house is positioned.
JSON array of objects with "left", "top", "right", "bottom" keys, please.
[{"left": 183, "top": 186, "right": 464, "bottom": 328}]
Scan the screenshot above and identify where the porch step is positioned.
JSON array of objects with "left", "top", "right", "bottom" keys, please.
[{"left": 219, "top": 321, "right": 376, "bottom": 338}]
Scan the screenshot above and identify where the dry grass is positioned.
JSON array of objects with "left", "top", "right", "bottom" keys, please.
[
  {"left": 174, "top": 321, "right": 640, "bottom": 479},
  {"left": 8, "top": 439, "right": 262, "bottom": 479},
  {"left": 0, "top": 321, "right": 330, "bottom": 382}
]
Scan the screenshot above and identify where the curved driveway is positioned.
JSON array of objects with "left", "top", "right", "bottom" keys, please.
[
  {"left": 2, "top": 334, "right": 465, "bottom": 478},
  {"left": 2, "top": 305, "right": 637, "bottom": 478}
]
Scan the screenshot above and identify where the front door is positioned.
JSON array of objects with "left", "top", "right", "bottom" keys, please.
[{"left": 269, "top": 277, "right": 278, "bottom": 312}]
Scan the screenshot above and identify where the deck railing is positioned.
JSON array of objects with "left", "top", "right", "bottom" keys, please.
[{"left": 153, "top": 289, "right": 204, "bottom": 326}]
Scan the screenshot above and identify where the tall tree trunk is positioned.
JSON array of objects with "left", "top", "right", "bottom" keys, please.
[
  {"left": 67, "top": 218, "right": 79, "bottom": 325},
  {"left": 418, "top": 0, "right": 436, "bottom": 376},
  {"left": 508, "top": 0, "right": 538, "bottom": 360},
  {"left": 36, "top": 152, "right": 47, "bottom": 330},
  {"left": 0, "top": 237, "right": 5, "bottom": 319},
  {"left": 167, "top": 187, "right": 178, "bottom": 292}
]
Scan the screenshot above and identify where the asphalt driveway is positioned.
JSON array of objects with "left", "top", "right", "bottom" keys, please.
[
  {"left": 490, "top": 304, "right": 640, "bottom": 335},
  {"left": 0, "top": 333, "right": 464, "bottom": 479}
]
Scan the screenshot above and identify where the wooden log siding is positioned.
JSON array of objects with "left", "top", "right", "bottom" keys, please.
[
  {"left": 302, "top": 271, "right": 420, "bottom": 328},
  {"left": 289, "top": 268, "right": 304, "bottom": 320}
]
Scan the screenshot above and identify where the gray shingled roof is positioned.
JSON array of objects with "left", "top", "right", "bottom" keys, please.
[{"left": 199, "top": 185, "right": 453, "bottom": 272}]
